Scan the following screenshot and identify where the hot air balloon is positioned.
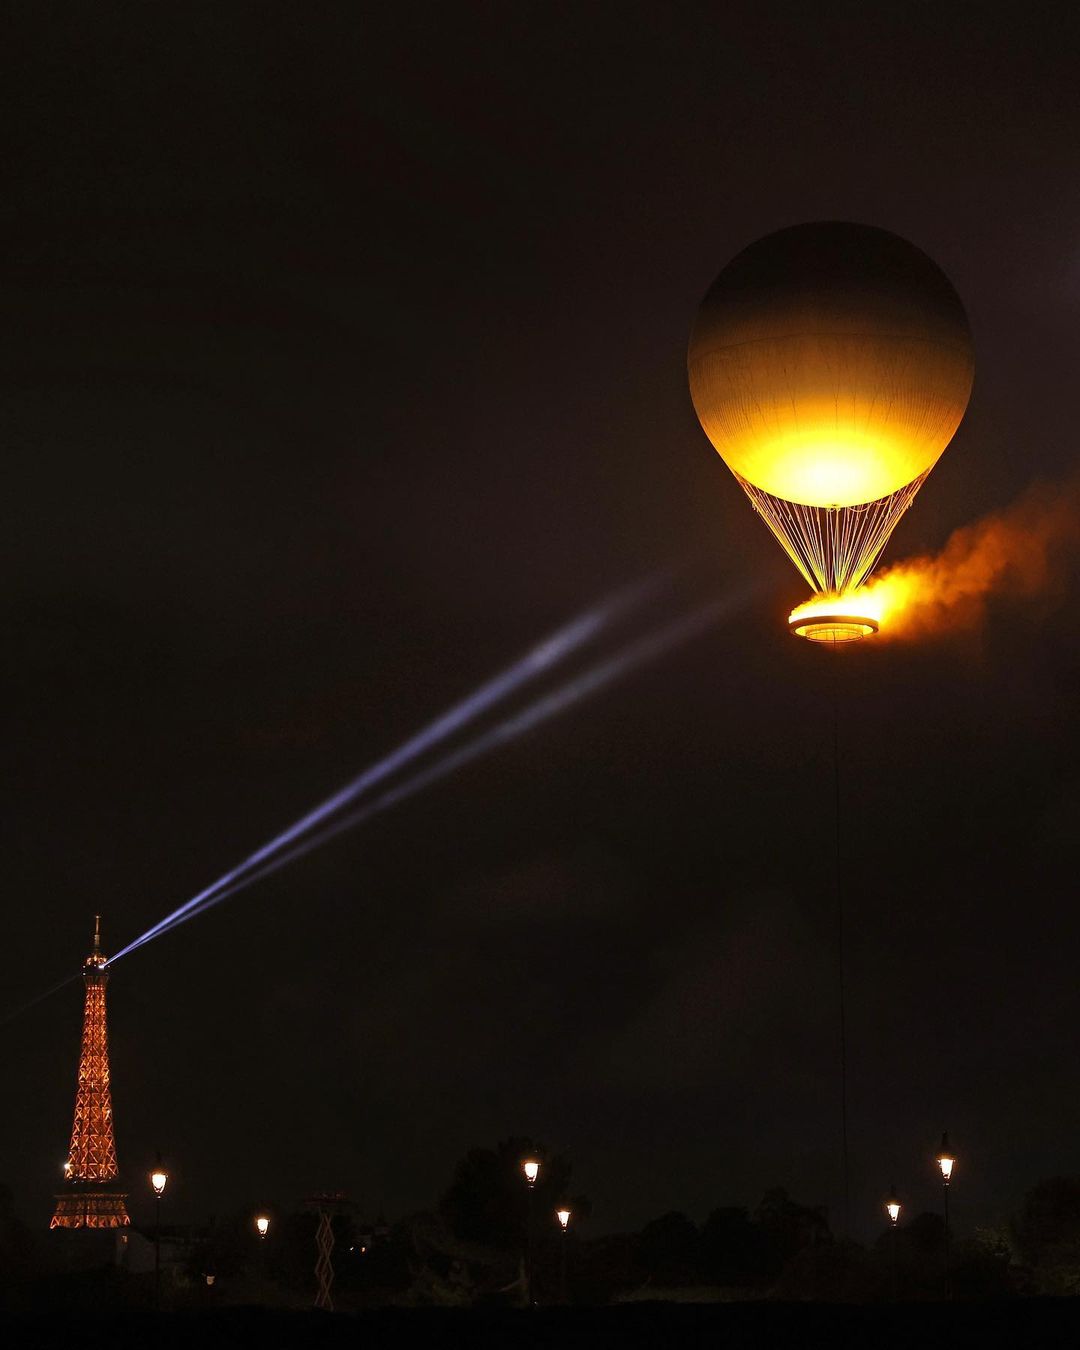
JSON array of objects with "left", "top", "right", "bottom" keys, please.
[{"left": 688, "top": 222, "right": 974, "bottom": 641}]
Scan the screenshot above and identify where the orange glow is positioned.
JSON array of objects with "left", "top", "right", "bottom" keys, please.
[
  {"left": 556, "top": 1207, "right": 571, "bottom": 1230},
  {"left": 788, "top": 570, "right": 952, "bottom": 643},
  {"left": 256, "top": 1215, "right": 270, "bottom": 1238},
  {"left": 788, "top": 592, "right": 880, "bottom": 643},
  {"left": 788, "top": 473, "right": 1080, "bottom": 642},
  {"left": 688, "top": 226, "right": 973, "bottom": 509},
  {"left": 65, "top": 981, "right": 120, "bottom": 1184},
  {"left": 709, "top": 422, "right": 951, "bottom": 510},
  {"left": 522, "top": 1159, "right": 540, "bottom": 1187},
  {"left": 51, "top": 919, "right": 131, "bottom": 1230},
  {"left": 869, "top": 478, "right": 1078, "bottom": 638},
  {"left": 689, "top": 225, "right": 975, "bottom": 613}
]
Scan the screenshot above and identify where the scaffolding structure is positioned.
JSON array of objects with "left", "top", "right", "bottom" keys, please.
[{"left": 304, "top": 1193, "right": 357, "bottom": 1311}]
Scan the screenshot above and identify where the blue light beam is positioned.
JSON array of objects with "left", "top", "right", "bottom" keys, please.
[
  {"left": 110, "top": 588, "right": 745, "bottom": 960},
  {"left": 108, "top": 577, "right": 660, "bottom": 964},
  {"left": 0, "top": 972, "right": 81, "bottom": 1028}
]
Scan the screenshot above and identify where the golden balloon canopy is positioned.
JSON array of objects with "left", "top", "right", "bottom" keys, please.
[{"left": 688, "top": 222, "right": 974, "bottom": 608}]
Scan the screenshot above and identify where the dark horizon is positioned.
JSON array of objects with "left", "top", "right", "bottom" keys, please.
[{"left": 5, "top": 2, "right": 1080, "bottom": 1246}]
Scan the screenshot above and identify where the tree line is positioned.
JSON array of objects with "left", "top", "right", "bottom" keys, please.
[{"left": 6, "top": 1144, "right": 1080, "bottom": 1306}]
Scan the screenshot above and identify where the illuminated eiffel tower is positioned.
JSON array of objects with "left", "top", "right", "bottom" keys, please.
[{"left": 50, "top": 917, "right": 130, "bottom": 1229}]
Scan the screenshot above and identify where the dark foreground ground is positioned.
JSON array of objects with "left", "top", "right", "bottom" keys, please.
[{"left": 5, "top": 1300, "right": 1080, "bottom": 1349}]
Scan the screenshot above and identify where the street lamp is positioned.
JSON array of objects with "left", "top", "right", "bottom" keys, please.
[
  {"left": 556, "top": 1207, "right": 571, "bottom": 1303},
  {"left": 884, "top": 1186, "right": 901, "bottom": 1302},
  {"left": 937, "top": 1133, "right": 955, "bottom": 1186},
  {"left": 936, "top": 1132, "right": 955, "bottom": 1299},
  {"left": 149, "top": 1154, "right": 169, "bottom": 1307},
  {"left": 253, "top": 1214, "right": 271, "bottom": 1287},
  {"left": 522, "top": 1158, "right": 541, "bottom": 1306}
]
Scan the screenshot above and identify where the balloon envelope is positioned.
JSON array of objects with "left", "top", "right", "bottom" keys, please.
[{"left": 688, "top": 222, "right": 973, "bottom": 509}]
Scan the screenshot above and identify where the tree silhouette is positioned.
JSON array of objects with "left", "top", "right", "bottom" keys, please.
[
  {"left": 440, "top": 1136, "right": 574, "bottom": 1251},
  {"left": 754, "top": 1188, "right": 831, "bottom": 1274},
  {"left": 699, "top": 1206, "right": 771, "bottom": 1285},
  {"left": 905, "top": 1210, "right": 946, "bottom": 1256},
  {"left": 634, "top": 1211, "right": 699, "bottom": 1285},
  {"left": 1012, "top": 1176, "right": 1080, "bottom": 1295}
]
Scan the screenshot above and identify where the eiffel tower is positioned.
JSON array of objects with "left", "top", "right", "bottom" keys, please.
[{"left": 50, "top": 917, "right": 130, "bottom": 1229}]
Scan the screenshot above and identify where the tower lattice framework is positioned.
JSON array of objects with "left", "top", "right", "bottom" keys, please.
[{"left": 50, "top": 917, "right": 130, "bottom": 1229}]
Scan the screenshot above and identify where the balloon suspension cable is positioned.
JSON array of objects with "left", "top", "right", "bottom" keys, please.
[
  {"left": 831, "top": 657, "right": 851, "bottom": 1239},
  {"left": 738, "top": 470, "right": 929, "bottom": 596}
]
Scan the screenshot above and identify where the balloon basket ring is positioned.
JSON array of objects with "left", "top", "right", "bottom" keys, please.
[{"left": 788, "top": 611, "right": 879, "bottom": 644}]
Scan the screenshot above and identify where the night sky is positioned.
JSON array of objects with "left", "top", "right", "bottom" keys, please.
[{"left": 5, "top": 3, "right": 1080, "bottom": 1242}]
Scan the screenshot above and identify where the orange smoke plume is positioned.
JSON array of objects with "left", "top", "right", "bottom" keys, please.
[{"left": 863, "top": 475, "right": 1080, "bottom": 640}]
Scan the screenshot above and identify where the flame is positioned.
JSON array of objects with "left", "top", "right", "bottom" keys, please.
[
  {"left": 789, "top": 475, "right": 1079, "bottom": 641},
  {"left": 789, "top": 591, "right": 886, "bottom": 628}
]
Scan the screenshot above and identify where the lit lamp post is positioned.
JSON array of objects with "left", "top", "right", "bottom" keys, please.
[
  {"left": 937, "top": 1133, "right": 955, "bottom": 1300},
  {"left": 254, "top": 1214, "right": 271, "bottom": 1284},
  {"left": 150, "top": 1156, "right": 168, "bottom": 1308},
  {"left": 884, "top": 1186, "right": 901, "bottom": 1301},
  {"left": 522, "top": 1158, "right": 540, "bottom": 1306},
  {"left": 556, "top": 1207, "right": 571, "bottom": 1304}
]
